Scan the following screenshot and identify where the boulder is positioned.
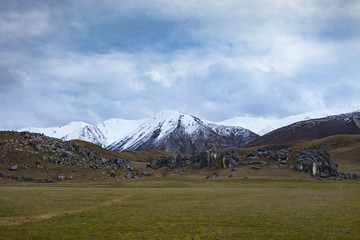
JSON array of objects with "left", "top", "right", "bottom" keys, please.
[
  {"left": 295, "top": 150, "right": 339, "bottom": 178},
  {"left": 124, "top": 173, "right": 133, "bottom": 179},
  {"left": 192, "top": 150, "right": 217, "bottom": 169},
  {"left": 149, "top": 159, "right": 158, "bottom": 169},
  {"left": 222, "top": 156, "right": 236, "bottom": 169},
  {"left": 108, "top": 170, "right": 117, "bottom": 178}
]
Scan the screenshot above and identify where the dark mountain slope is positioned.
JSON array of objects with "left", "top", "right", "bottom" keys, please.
[{"left": 246, "top": 112, "right": 360, "bottom": 147}]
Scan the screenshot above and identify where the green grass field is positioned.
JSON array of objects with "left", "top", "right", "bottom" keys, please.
[{"left": 1, "top": 179, "right": 360, "bottom": 239}]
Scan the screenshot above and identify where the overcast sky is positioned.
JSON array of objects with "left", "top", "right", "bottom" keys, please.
[{"left": 1, "top": 0, "right": 360, "bottom": 129}]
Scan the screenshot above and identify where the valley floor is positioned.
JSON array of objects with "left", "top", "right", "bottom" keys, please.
[{"left": 1, "top": 178, "right": 359, "bottom": 239}]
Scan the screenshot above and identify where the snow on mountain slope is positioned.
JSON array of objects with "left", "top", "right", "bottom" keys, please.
[
  {"left": 219, "top": 109, "right": 359, "bottom": 136},
  {"left": 19, "top": 122, "right": 91, "bottom": 139},
  {"left": 19, "top": 118, "right": 148, "bottom": 147},
  {"left": 107, "top": 110, "right": 258, "bottom": 154},
  {"left": 19, "top": 122, "right": 107, "bottom": 146},
  {"left": 96, "top": 118, "right": 147, "bottom": 145}
]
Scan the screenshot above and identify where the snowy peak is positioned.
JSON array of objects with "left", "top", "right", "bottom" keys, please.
[
  {"left": 107, "top": 111, "right": 258, "bottom": 154},
  {"left": 149, "top": 110, "right": 205, "bottom": 136}
]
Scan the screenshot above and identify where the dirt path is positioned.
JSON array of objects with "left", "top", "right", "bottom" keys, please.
[{"left": 0, "top": 195, "right": 131, "bottom": 226}]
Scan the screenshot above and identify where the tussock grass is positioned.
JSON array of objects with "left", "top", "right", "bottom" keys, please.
[{"left": 1, "top": 179, "right": 359, "bottom": 239}]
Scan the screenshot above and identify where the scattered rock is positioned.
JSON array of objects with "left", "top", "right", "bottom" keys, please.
[
  {"left": 251, "top": 166, "right": 260, "bottom": 170},
  {"left": 108, "top": 170, "right": 117, "bottom": 178},
  {"left": 229, "top": 174, "right": 234, "bottom": 178},
  {"left": 124, "top": 173, "right": 133, "bottom": 179},
  {"left": 22, "top": 164, "right": 29, "bottom": 169},
  {"left": 206, "top": 173, "right": 217, "bottom": 179},
  {"left": 9, "top": 165, "right": 18, "bottom": 171},
  {"left": 329, "top": 177, "right": 342, "bottom": 181},
  {"left": 57, "top": 175, "right": 65, "bottom": 181}
]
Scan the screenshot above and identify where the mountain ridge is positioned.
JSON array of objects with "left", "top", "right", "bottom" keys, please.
[{"left": 246, "top": 111, "right": 360, "bottom": 147}]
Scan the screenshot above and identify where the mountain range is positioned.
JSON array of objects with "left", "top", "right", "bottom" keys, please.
[{"left": 18, "top": 109, "right": 360, "bottom": 154}]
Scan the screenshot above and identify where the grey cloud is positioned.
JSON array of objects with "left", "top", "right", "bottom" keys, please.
[{"left": 0, "top": 65, "right": 18, "bottom": 90}]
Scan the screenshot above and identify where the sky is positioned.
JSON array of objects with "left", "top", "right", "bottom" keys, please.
[{"left": 1, "top": 0, "right": 360, "bottom": 129}]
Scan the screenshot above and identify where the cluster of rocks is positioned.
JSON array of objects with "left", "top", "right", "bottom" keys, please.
[
  {"left": 244, "top": 148, "right": 291, "bottom": 162},
  {"left": 3, "top": 175, "right": 56, "bottom": 183},
  {"left": 148, "top": 150, "right": 217, "bottom": 170},
  {"left": 220, "top": 148, "right": 291, "bottom": 168},
  {"left": 148, "top": 154, "right": 190, "bottom": 169},
  {"left": 57, "top": 174, "right": 74, "bottom": 181},
  {"left": 108, "top": 169, "right": 150, "bottom": 180},
  {"left": 339, "top": 172, "right": 360, "bottom": 180}
]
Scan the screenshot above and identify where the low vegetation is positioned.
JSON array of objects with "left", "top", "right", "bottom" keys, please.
[{"left": 1, "top": 178, "right": 359, "bottom": 239}]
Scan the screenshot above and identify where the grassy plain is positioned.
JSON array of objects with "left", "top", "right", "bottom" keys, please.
[{"left": 1, "top": 178, "right": 360, "bottom": 239}]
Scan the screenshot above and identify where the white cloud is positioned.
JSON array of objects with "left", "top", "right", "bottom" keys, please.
[{"left": 0, "top": 10, "right": 52, "bottom": 42}]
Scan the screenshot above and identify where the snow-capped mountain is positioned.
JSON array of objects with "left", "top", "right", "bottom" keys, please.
[
  {"left": 107, "top": 110, "right": 258, "bottom": 154},
  {"left": 219, "top": 109, "right": 359, "bottom": 135}
]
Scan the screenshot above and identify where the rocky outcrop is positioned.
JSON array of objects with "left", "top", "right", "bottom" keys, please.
[{"left": 0, "top": 131, "right": 135, "bottom": 172}]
